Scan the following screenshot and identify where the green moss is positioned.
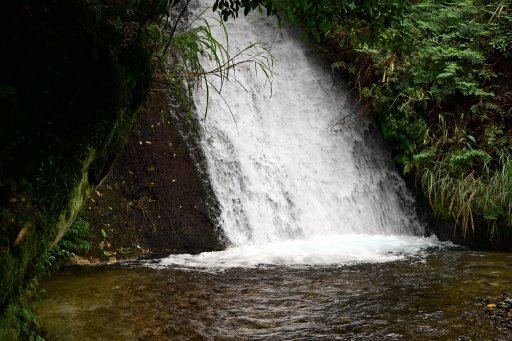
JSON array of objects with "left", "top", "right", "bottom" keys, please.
[{"left": 50, "top": 150, "right": 96, "bottom": 247}]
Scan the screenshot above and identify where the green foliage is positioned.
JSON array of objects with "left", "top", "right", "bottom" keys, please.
[
  {"left": 0, "top": 257, "right": 46, "bottom": 340},
  {"left": 489, "top": 2, "right": 512, "bottom": 57},
  {"left": 213, "top": 0, "right": 277, "bottom": 21},
  {"left": 0, "top": 217, "right": 91, "bottom": 338},
  {"left": 213, "top": 0, "right": 409, "bottom": 42},
  {"left": 48, "top": 217, "right": 91, "bottom": 267},
  {"left": 0, "top": 303, "right": 43, "bottom": 341},
  {"left": 162, "top": 8, "right": 273, "bottom": 122},
  {"left": 421, "top": 157, "right": 512, "bottom": 238},
  {"left": 367, "top": 1, "right": 512, "bottom": 236}
]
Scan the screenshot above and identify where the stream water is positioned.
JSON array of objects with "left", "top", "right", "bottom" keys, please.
[
  {"left": 37, "top": 250, "right": 512, "bottom": 340},
  {"left": 35, "top": 3, "right": 512, "bottom": 340}
]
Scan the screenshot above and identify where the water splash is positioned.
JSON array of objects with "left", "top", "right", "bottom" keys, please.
[{"left": 154, "top": 235, "right": 444, "bottom": 269}]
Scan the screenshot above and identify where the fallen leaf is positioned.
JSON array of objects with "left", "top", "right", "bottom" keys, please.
[{"left": 14, "top": 226, "right": 30, "bottom": 246}]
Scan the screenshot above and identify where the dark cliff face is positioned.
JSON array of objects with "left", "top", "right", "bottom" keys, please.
[{"left": 81, "top": 85, "right": 225, "bottom": 259}]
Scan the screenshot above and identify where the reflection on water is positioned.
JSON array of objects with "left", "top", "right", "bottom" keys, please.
[{"left": 36, "top": 250, "right": 512, "bottom": 340}]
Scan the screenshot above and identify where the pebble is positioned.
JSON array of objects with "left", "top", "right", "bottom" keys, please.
[{"left": 482, "top": 293, "right": 512, "bottom": 328}]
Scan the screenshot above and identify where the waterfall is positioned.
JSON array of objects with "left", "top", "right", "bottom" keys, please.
[{"left": 157, "top": 3, "right": 441, "bottom": 268}]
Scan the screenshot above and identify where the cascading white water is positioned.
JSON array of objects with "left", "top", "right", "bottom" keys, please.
[{"left": 157, "top": 3, "right": 442, "bottom": 268}]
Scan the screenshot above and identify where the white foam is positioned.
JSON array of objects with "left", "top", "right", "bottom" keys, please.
[{"left": 154, "top": 235, "right": 444, "bottom": 269}]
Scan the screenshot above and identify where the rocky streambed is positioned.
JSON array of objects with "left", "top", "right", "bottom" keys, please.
[
  {"left": 482, "top": 293, "right": 512, "bottom": 332},
  {"left": 36, "top": 248, "right": 512, "bottom": 340}
]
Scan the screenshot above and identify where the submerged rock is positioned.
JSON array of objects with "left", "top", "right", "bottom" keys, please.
[{"left": 481, "top": 293, "right": 512, "bottom": 329}]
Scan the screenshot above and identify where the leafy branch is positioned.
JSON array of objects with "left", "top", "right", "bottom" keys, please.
[{"left": 160, "top": 10, "right": 274, "bottom": 122}]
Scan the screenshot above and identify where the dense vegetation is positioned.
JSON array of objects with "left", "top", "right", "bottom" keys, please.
[
  {"left": 325, "top": 0, "right": 512, "bottom": 242},
  {"left": 217, "top": 0, "right": 512, "bottom": 244}
]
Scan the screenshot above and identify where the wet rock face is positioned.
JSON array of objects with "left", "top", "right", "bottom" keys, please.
[{"left": 82, "top": 89, "right": 225, "bottom": 260}]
